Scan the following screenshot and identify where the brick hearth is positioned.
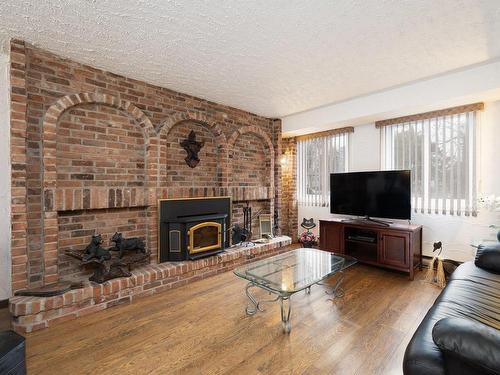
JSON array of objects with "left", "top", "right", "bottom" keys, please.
[{"left": 10, "top": 237, "right": 291, "bottom": 333}]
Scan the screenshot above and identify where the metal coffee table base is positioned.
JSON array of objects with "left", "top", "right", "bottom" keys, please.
[
  {"left": 244, "top": 271, "right": 346, "bottom": 334},
  {"left": 245, "top": 282, "right": 292, "bottom": 333}
]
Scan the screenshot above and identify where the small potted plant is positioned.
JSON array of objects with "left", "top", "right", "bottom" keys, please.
[
  {"left": 299, "top": 230, "right": 317, "bottom": 248},
  {"left": 299, "top": 218, "right": 317, "bottom": 248},
  {"left": 478, "top": 195, "right": 500, "bottom": 242}
]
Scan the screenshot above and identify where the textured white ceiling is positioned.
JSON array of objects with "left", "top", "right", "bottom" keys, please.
[{"left": 1, "top": 0, "right": 500, "bottom": 117}]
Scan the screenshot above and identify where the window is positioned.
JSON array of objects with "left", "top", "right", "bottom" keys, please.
[
  {"left": 380, "top": 106, "right": 480, "bottom": 216},
  {"left": 297, "top": 131, "right": 349, "bottom": 207}
]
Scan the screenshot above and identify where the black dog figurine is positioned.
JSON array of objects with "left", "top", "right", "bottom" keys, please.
[
  {"left": 111, "top": 232, "right": 146, "bottom": 258},
  {"left": 83, "top": 234, "right": 112, "bottom": 262}
]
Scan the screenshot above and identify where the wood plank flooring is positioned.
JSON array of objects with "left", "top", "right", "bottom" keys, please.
[{"left": 25, "top": 261, "right": 441, "bottom": 375}]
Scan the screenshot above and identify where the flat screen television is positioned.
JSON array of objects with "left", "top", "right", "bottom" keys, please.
[{"left": 330, "top": 170, "right": 411, "bottom": 220}]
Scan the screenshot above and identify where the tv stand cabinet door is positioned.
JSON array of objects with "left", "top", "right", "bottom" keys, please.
[
  {"left": 319, "top": 221, "right": 343, "bottom": 253},
  {"left": 379, "top": 231, "right": 409, "bottom": 269}
]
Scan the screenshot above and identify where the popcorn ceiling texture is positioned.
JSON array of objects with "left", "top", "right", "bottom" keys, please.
[{"left": 2, "top": 1, "right": 500, "bottom": 117}]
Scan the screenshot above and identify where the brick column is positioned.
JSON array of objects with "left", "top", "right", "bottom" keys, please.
[
  {"left": 272, "top": 119, "right": 283, "bottom": 236},
  {"left": 146, "top": 130, "right": 159, "bottom": 262},
  {"left": 281, "top": 137, "right": 298, "bottom": 241},
  {"left": 9, "top": 40, "right": 29, "bottom": 292}
]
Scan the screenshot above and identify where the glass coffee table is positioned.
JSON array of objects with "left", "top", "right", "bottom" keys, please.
[{"left": 234, "top": 248, "right": 357, "bottom": 333}]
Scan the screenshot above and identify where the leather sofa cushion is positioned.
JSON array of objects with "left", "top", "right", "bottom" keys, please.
[
  {"left": 434, "top": 262, "right": 500, "bottom": 330},
  {"left": 0, "top": 330, "right": 26, "bottom": 375},
  {"left": 475, "top": 243, "right": 500, "bottom": 274},
  {"left": 433, "top": 317, "right": 500, "bottom": 375},
  {"left": 403, "top": 261, "right": 500, "bottom": 375}
]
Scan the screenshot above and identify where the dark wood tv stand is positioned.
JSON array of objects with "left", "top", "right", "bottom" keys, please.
[{"left": 319, "top": 218, "right": 423, "bottom": 280}]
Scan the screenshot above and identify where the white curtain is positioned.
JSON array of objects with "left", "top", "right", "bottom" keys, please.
[
  {"left": 297, "top": 132, "right": 349, "bottom": 207},
  {"left": 381, "top": 111, "right": 477, "bottom": 216}
]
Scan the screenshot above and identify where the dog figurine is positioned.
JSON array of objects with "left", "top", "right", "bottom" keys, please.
[
  {"left": 83, "top": 234, "right": 112, "bottom": 262},
  {"left": 110, "top": 232, "right": 146, "bottom": 258}
]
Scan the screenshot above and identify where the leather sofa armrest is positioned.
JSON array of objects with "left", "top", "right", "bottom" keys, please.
[
  {"left": 475, "top": 243, "right": 500, "bottom": 274},
  {"left": 432, "top": 318, "right": 500, "bottom": 375}
]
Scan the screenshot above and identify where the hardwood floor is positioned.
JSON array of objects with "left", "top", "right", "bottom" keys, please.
[{"left": 25, "top": 263, "right": 440, "bottom": 375}]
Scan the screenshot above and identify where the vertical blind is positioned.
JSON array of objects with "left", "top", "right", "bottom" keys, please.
[
  {"left": 380, "top": 111, "right": 478, "bottom": 216},
  {"left": 297, "top": 132, "right": 349, "bottom": 207}
]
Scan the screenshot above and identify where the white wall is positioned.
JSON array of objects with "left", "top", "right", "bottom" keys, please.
[
  {"left": 283, "top": 59, "right": 500, "bottom": 137},
  {"left": 297, "top": 102, "right": 500, "bottom": 262},
  {"left": 0, "top": 48, "right": 11, "bottom": 299}
]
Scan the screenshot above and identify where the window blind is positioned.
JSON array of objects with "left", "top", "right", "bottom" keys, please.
[
  {"left": 297, "top": 131, "right": 349, "bottom": 207},
  {"left": 380, "top": 109, "right": 479, "bottom": 216}
]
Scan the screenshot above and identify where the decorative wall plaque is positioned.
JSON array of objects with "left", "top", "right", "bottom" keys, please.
[{"left": 180, "top": 130, "right": 205, "bottom": 168}]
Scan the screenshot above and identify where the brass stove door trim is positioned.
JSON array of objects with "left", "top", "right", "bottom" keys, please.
[{"left": 188, "top": 221, "right": 222, "bottom": 254}]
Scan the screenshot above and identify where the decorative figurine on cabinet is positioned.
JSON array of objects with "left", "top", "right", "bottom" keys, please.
[{"left": 299, "top": 218, "right": 317, "bottom": 248}]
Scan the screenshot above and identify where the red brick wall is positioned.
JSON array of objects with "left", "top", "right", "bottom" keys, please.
[
  {"left": 281, "top": 137, "right": 298, "bottom": 241},
  {"left": 57, "top": 104, "right": 146, "bottom": 188},
  {"left": 10, "top": 40, "right": 29, "bottom": 291},
  {"left": 231, "top": 132, "right": 271, "bottom": 187},
  {"left": 9, "top": 40, "right": 283, "bottom": 290}
]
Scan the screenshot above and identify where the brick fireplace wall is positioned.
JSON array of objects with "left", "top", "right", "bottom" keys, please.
[{"left": 9, "top": 39, "right": 285, "bottom": 292}]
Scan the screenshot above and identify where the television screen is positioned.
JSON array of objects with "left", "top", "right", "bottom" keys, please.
[{"left": 330, "top": 170, "right": 411, "bottom": 220}]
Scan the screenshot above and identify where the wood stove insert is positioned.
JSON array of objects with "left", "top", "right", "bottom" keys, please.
[{"left": 159, "top": 197, "right": 231, "bottom": 262}]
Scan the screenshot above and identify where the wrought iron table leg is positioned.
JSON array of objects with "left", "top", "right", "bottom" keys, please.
[
  {"left": 280, "top": 297, "right": 292, "bottom": 333},
  {"left": 325, "top": 271, "right": 345, "bottom": 298},
  {"left": 245, "top": 282, "right": 260, "bottom": 315},
  {"left": 245, "top": 282, "right": 279, "bottom": 315}
]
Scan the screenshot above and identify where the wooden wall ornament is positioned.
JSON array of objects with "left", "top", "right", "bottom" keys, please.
[{"left": 180, "top": 130, "right": 205, "bottom": 168}]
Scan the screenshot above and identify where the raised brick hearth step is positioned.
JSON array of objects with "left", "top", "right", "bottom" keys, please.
[{"left": 9, "top": 236, "right": 291, "bottom": 333}]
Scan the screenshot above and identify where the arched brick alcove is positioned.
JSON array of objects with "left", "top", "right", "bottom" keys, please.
[
  {"left": 41, "top": 93, "right": 157, "bottom": 283},
  {"left": 157, "top": 112, "right": 229, "bottom": 198},
  {"left": 228, "top": 126, "right": 275, "bottom": 200},
  {"left": 228, "top": 126, "right": 276, "bottom": 235}
]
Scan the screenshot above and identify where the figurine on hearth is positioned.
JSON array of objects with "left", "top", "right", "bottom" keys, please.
[
  {"left": 83, "top": 234, "right": 111, "bottom": 262},
  {"left": 299, "top": 218, "right": 317, "bottom": 248},
  {"left": 110, "top": 232, "right": 147, "bottom": 258}
]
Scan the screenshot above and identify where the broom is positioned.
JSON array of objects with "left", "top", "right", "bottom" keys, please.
[
  {"left": 435, "top": 258, "right": 446, "bottom": 288},
  {"left": 425, "top": 241, "right": 446, "bottom": 288}
]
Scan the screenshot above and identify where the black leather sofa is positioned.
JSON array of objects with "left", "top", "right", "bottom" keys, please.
[
  {"left": 0, "top": 330, "right": 26, "bottom": 374},
  {"left": 403, "top": 243, "right": 500, "bottom": 375}
]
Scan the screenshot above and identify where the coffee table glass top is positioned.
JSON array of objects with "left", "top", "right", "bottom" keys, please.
[{"left": 234, "top": 248, "right": 357, "bottom": 294}]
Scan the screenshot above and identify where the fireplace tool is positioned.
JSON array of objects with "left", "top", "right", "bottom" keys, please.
[{"left": 229, "top": 202, "right": 264, "bottom": 247}]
